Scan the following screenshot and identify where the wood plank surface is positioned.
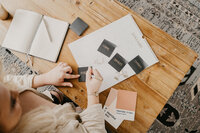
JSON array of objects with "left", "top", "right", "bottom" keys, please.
[{"left": 0, "top": 0, "right": 198, "bottom": 132}]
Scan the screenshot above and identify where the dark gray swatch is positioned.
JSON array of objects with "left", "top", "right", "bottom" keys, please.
[
  {"left": 128, "top": 55, "right": 147, "bottom": 74},
  {"left": 97, "top": 39, "right": 116, "bottom": 57},
  {"left": 78, "top": 67, "right": 88, "bottom": 82},
  {"left": 70, "top": 17, "right": 89, "bottom": 36},
  {"left": 108, "top": 53, "right": 127, "bottom": 72}
]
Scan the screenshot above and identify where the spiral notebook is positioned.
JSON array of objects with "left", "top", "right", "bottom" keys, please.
[{"left": 2, "top": 9, "right": 69, "bottom": 62}]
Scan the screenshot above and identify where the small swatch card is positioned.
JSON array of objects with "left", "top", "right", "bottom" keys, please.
[
  {"left": 97, "top": 39, "right": 116, "bottom": 57},
  {"left": 108, "top": 53, "right": 127, "bottom": 72},
  {"left": 78, "top": 67, "right": 88, "bottom": 82},
  {"left": 70, "top": 17, "right": 89, "bottom": 36},
  {"left": 103, "top": 88, "right": 124, "bottom": 129},
  {"left": 115, "top": 89, "right": 137, "bottom": 121},
  {"left": 128, "top": 55, "right": 148, "bottom": 74},
  {"left": 103, "top": 88, "right": 137, "bottom": 129}
]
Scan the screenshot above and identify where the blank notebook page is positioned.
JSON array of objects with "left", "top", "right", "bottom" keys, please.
[
  {"left": 29, "top": 16, "right": 69, "bottom": 62},
  {"left": 2, "top": 9, "right": 42, "bottom": 53}
]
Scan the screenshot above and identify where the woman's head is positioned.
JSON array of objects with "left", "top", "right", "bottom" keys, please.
[
  {"left": 0, "top": 61, "right": 22, "bottom": 132},
  {"left": 0, "top": 83, "right": 22, "bottom": 132}
]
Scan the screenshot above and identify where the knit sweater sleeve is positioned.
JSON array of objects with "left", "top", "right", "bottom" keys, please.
[
  {"left": 79, "top": 104, "right": 107, "bottom": 133},
  {"left": 3, "top": 74, "right": 36, "bottom": 93}
]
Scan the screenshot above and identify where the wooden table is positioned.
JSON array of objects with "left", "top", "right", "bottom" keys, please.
[{"left": 0, "top": 0, "right": 198, "bottom": 132}]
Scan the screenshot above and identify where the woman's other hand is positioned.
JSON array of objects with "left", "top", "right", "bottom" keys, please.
[
  {"left": 86, "top": 67, "right": 103, "bottom": 107},
  {"left": 86, "top": 67, "right": 103, "bottom": 94},
  {"left": 32, "top": 62, "right": 80, "bottom": 88}
]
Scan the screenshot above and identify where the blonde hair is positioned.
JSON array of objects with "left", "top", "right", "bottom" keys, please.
[{"left": 0, "top": 61, "right": 12, "bottom": 133}]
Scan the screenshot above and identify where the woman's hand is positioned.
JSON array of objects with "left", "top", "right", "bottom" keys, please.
[
  {"left": 86, "top": 67, "right": 103, "bottom": 107},
  {"left": 32, "top": 62, "right": 80, "bottom": 88},
  {"left": 86, "top": 67, "right": 103, "bottom": 94}
]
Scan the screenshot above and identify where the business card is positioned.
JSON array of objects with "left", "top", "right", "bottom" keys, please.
[
  {"left": 108, "top": 53, "right": 127, "bottom": 72},
  {"left": 78, "top": 67, "right": 88, "bottom": 82},
  {"left": 97, "top": 39, "right": 116, "bottom": 57},
  {"left": 128, "top": 55, "right": 147, "bottom": 74}
]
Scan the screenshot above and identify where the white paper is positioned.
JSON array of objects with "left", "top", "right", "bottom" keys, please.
[{"left": 69, "top": 14, "right": 159, "bottom": 92}]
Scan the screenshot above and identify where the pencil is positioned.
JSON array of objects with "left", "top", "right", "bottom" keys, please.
[{"left": 42, "top": 18, "right": 52, "bottom": 42}]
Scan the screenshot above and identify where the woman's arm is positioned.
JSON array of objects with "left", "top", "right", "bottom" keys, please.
[
  {"left": 32, "top": 62, "right": 80, "bottom": 88},
  {"left": 3, "top": 62, "right": 79, "bottom": 93},
  {"left": 77, "top": 69, "right": 106, "bottom": 132},
  {"left": 85, "top": 67, "right": 103, "bottom": 107}
]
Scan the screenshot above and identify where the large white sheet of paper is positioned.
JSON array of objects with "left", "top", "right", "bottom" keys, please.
[{"left": 69, "top": 14, "right": 159, "bottom": 93}]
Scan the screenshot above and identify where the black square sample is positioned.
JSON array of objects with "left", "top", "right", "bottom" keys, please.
[
  {"left": 70, "top": 17, "right": 89, "bottom": 36},
  {"left": 78, "top": 67, "right": 88, "bottom": 82},
  {"left": 97, "top": 39, "right": 116, "bottom": 57},
  {"left": 108, "top": 53, "right": 127, "bottom": 72},
  {"left": 128, "top": 55, "right": 148, "bottom": 74}
]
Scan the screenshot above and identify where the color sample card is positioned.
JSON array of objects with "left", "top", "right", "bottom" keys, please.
[
  {"left": 97, "top": 39, "right": 116, "bottom": 57},
  {"left": 108, "top": 53, "right": 127, "bottom": 72},
  {"left": 78, "top": 67, "right": 88, "bottom": 82},
  {"left": 128, "top": 55, "right": 147, "bottom": 74},
  {"left": 116, "top": 90, "right": 137, "bottom": 121},
  {"left": 103, "top": 88, "right": 124, "bottom": 129},
  {"left": 70, "top": 17, "right": 89, "bottom": 36},
  {"left": 103, "top": 88, "right": 137, "bottom": 129}
]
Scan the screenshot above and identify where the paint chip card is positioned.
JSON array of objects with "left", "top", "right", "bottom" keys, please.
[
  {"left": 103, "top": 88, "right": 124, "bottom": 129},
  {"left": 78, "top": 67, "right": 88, "bottom": 82},
  {"left": 115, "top": 90, "right": 137, "bottom": 121},
  {"left": 103, "top": 88, "right": 137, "bottom": 129},
  {"left": 108, "top": 53, "right": 127, "bottom": 72},
  {"left": 97, "top": 39, "right": 116, "bottom": 57},
  {"left": 128, "top": 55, "right": 147, "bottom": 74},
  {"left": 70, "top": 17, "right": 89, "bottom": 36}
]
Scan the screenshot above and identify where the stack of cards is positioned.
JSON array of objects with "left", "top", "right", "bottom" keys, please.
[{"left": 103, "top": 88, "right": 137, "bottom": 129}]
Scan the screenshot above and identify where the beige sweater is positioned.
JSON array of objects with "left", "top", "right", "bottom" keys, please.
[{"left": 3, "top": 75, "right": 107, "bottom": 133}]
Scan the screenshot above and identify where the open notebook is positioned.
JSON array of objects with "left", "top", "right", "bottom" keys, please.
[{"left": 2, "top": 9, "right": 69, "bottom": 62}]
